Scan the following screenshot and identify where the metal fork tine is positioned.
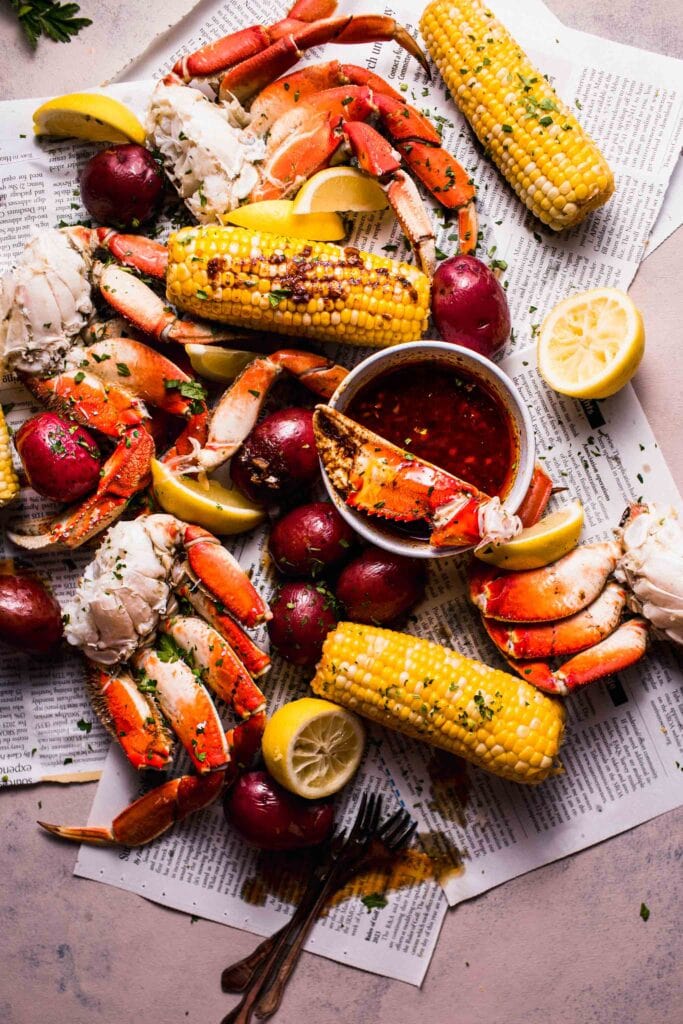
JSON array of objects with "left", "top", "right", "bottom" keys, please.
[
  {"left": 386, "top": 819, "right": 418, "bottom": 852},
  {"left": 380, "top": 810, "right": 412, "bottom": 847},
  {"left": 377, "top": 808, "right": 404, "bottom": 839},
  {"left": 348, "top": 792, "right": 368, "bottom": 840},
  {"left": 368, "top": 794, "right": 383, "bottom": 836}
]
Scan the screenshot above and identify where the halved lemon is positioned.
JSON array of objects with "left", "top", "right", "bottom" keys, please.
[
  {"left": 151, "top": 459, "right": 265, "bottom": 535},
  {"left": 475, "top": 499, "right": 584, "bottom": 570},
  {"left": 292, "top": 167, "right": 388, "bottom": 214},
  {"left": 537, "top": 288, "right": 645, "bottom": 400},
  {"left": 262, "top": 697, "right": 365, "bottom": 799},
  {"left": 223, "top": 200, "right": 345, "bottom": 240},
  {"left": 185, "top": 345, "right": 260, "bottom": 384},
  {"left": 33, "top": 93, "right": 146, "bottom": 144}
]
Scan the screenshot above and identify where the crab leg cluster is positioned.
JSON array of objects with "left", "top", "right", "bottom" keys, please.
[{"left": 40, "top": 513, "right": 270, "bottom": 846}]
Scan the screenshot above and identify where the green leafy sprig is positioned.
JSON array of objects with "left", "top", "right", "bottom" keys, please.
[{"left": 8, "top": 1, "right": 92, "bottom": 49}]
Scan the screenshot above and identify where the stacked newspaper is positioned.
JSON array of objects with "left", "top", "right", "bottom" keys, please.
[{"left": 0, "top": 0, "right": 682, "bottom": 987}]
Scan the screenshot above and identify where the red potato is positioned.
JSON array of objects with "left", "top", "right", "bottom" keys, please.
[
  {"left": 79, "top": 144, "right": 164, "bottom": 229},
  {"left": 0, "top": 574, "right": 62, "bottom": 654},
  {"left": 431, "top": 255, "right": 511, "bottom": 358},
  {"left": 15, "top": 412, "right": 101, "bottom": 503},
  {"left": 269, "top": 502, "right": 355, "bottom": 577},
  {"left": 268, "top": 581, "right": 338, "bottom": 667},
  {"left": 231, "top": 408, "right": 319, "bottom": 505},
  {"left": 224, "top": 770, "right": 334, "bottom": 849},
  {"left": 336, "top": 547, "right": 426, "bottom": 625}
]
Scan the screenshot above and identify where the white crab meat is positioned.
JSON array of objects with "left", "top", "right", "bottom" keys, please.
[
  {"left": 0, "top": 229, "right": 92, "bottom": 374},
  {"left": 147, "top": 79, "right": 266, "bottom": 222},
  {"left": 64, "top": 514, "right": 184, "bottom": 665},
  {"left": 615, "top": 503, "right": 683, "bottom": 645}
]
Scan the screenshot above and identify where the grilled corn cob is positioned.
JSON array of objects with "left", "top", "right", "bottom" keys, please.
[
  {"left": 0, "top": 406, "right": 19, "bottom": 507},
  {"left": 166, "top": 226, "right": 430, "bottom": 348},
  {"left": 311, "top": 622, "right": 565, "bottom": 784},
  {"left": 420, "top": 0, "right": 615, "bottom": 230}
]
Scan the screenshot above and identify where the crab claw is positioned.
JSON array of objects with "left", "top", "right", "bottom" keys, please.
[{"left": 313, "top": 405, "right": 521, "bottom": 549}]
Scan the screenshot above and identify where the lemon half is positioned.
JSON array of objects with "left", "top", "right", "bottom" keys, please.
[
  {"left": 262, "top": 697, "right": 365, "bottom": 799},
  {"left": 292, "top": 167, "right": 388, "bottom": 214},
  {"left": 33, "top": 93, "right": 146, "bottom": 144},
  {"left": 223, "top": 200, "right": 345, "bottom": 240},
  {"left": 185, "top": 345, "right": 260, "bottom": 384},
  {"left": 151, "top": 459, "right": 265, "bottom": 535},
  {"left": 476, "top": 499, "right": 584, "bottom": 570},
  {"left": 537, "top": 287, "right": 645, "bottom": 400}
]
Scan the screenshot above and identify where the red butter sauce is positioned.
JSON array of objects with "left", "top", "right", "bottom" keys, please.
[{"left": 345, "top": 361, "right": 516, "bottom": 498}]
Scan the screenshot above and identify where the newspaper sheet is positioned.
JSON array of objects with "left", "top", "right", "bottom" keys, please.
[{"left": 1, "top": 0, "right": 682, "bottom": 986}]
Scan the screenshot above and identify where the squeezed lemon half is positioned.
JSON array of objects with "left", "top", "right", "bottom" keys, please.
[
  {"left": 151, "top": 459, "right": 265, "bottom": 535},
  {"left": 292, "top": 167, "right": 388, "bottom": 214},
  {"left": 223, "top": 199, "right": 345, "bottom": 240},
  {"left": 476, "top": 499, "right": 584, "bottom": 570},
  {"left": 262, "top": 697, "right": 365, "bottom": 799},
  {"left": 185, "top": 345, "right": 260, "bottom": 384},
  {"left": 537, "top": 287, "right": 645, "bottom": 400},
  {"left": 33, "top": 93, "right": 146, "bottom": 144}
]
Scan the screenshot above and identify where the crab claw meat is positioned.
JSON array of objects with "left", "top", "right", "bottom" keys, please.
[
  {"left": 472, "top": 541, "right": 623, "bottom": 622},
  {"left": 615, "top": 503, "right": 683, "bottom": 645},
  {"left": 313, "top": 405, "right": 519, "bottom": 548}
]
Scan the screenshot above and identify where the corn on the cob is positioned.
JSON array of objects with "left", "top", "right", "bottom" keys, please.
[
  {"left": 166, "top": 226, "right": 430, "bottom": 348},
  {"left": 311, "top": 622, "right": 565, "bottom": 784},
  {"left": 0, "top": 406, "right": 19, "bottom": 507},
  {"left": 420, "top": 0, "right": 615, "bottom": 230}
]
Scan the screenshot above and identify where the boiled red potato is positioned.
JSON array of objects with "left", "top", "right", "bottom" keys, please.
[
  {"left": 268, "top": 581, "right": 338, "bottom": 667},
  {"left": 79, "top": 143, "right": 164, "bottom": 229},
  {"left": 335, "top": 547, "right": 426, "bottom": 625},
  {"left": 269, "top": 502, "right": 355, "bottom": 577},
  {"left": 223, "top": 770, "right": 334, "bottom": 850},
  {"left": 0, "top": 575, "right": 63, "bottom": 654},
  {"left": 231, "top": 408, "right": 319, "bottom": 505},
  {"left": 14, "top": 412, "right": 101, "bottom": 503},
  {"left": 431, "top": 254, "right": 511, "bottom": 358}
]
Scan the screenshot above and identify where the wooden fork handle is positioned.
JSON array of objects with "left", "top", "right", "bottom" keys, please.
[{"left": 221, "top": 929, "right": 283, "bottom": 993}]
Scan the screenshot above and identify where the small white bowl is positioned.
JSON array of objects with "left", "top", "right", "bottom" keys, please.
[{"left": 320, "top": 341, "right": 535, "bottom": 560}]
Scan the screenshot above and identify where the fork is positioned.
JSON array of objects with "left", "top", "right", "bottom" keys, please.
[{"left": 219, "top": 796, "right": 415, "bottom": 1024}]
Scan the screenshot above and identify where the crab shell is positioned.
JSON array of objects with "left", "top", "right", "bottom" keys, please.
[{"left": 615, "top": 503, "right": 683, "bottom": 645}]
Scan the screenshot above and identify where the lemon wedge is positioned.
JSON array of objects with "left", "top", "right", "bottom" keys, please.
[
  {"left": 262, "top": 697, "right": 365, "bottom": 799},
  {"left": 185, "top": 345, "right": 261, "bottom": 384},
  {"left": 33, "top": 92, "right": 146, "bottom": 145},
  {"left": 476, "top": 499, "right": 585, "bottom": 570},
  {"left": 223, "top": 200, "right": 345, "bottom": 241},
  {"left": 151, "top": 459, "right": 265, "bottom": 535},
  {"left": 292, "top": 167, "right": 388, "bottom": 214},
  {"left": 537, "top": 288, "right": 645, "bottom": 400}
]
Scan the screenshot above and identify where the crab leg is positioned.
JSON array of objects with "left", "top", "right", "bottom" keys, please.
[
  {"left": 175, "top": 350, "right": 347, "bottom": 474},
  {"left": 507, "top": 618, "right": 650, "bottom": 696},
  {"left": 133, "top": 648, "right": 229, "bottom": 774},
  {"left": 39, "top": 771, "right": 225, "bottom": 847},
  {"left": 161, "top": 615, "right": 267, "bottom": 718},
  {"left": 471, "top": 541, "right": 623, "bottom": 622},
  {"left": 313, "top": 405, "right": 521, "bottom": 548},
  {"left": 516, "top": 462, "right": 554, "bottom": 527},
  {"left": 182, "top": 524, "right": 271, "bottom": 627},
  {"left": 484, "top": 582, "right": 627, "bottom": 659},
  {"left": 177, "top": 581, "right": 271, "bottom": 678},
  {"left": 85, "top": 662, "right": 175, "bottom": 770}
]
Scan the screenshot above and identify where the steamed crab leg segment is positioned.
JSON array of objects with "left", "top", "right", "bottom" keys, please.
[
  {"left": 483, "top": 582, "right": 628, "bottom": 659},
  {"left": 507, "top": 618, "right": 649, "bottom": 696},
  {"left": 39, "top": 771, "right": 225, "bottom": 847},
  {"left": 183, "top": 524, "right": 271, "bottom": 627},
  {"left": 161, "top": 615, "right": 267, "bottom": 718},
  {"left": 85, "top": 662, "right": 175, "bottom": 771},
  {"left": 313, "top": 405, "right": 521, "bottom": 548},
  {"left": 133, "top": 648, "right": 229, "bottom": 774},
  {"left": 177, "top": 581, "right": 271, "bottom": 678}
]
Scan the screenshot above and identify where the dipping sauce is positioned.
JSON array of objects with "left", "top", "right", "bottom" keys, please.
[{"left": 345, "top": 360, "right": 515, "bottom": 498}]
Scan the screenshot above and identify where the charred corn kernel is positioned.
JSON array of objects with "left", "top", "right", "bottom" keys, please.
[
  {"left": 0, "top": 407, "right": 19, "bottom": 507},
  {"left": 420, "top": 0, "right": 615, "bottom": 230},
  {"left": 166, "top": 226, "right": 430, "bottom": 348},
  {"left": 311, "top": 623, "right": 565, "bottom": 784}
]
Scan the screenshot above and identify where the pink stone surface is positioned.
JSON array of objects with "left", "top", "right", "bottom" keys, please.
[{"left": 0, "top": 2, "right": 682, "bottom": 1023}]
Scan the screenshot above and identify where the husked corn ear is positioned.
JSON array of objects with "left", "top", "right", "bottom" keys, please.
[
  {"left": 312, "top": 623, "right": 565, "bottom": 784},
  {"left": 420, "top": 0, "right": 615, "bottom": 230},
  {"left": 166, "top": 226, "right": 430, "bottom": 348},
  {"left": 0, "top": 407, "right": 19, "bottom": 507}
]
